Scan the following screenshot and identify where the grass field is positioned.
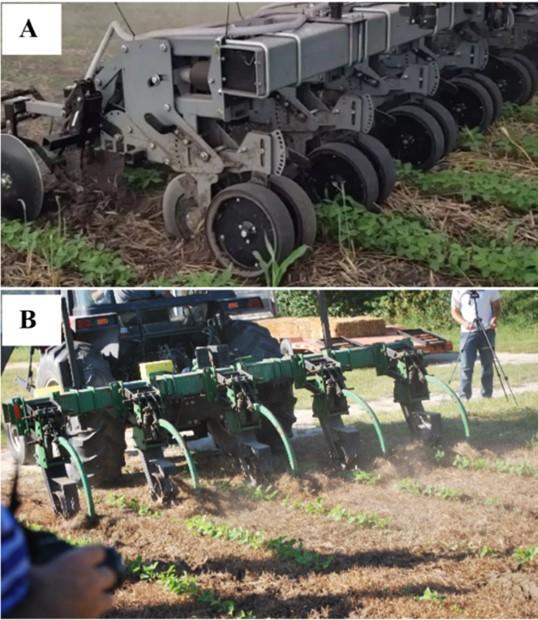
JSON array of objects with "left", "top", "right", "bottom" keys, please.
[{"left": 1, "top": 4, "right": 537, "bottom": 286}]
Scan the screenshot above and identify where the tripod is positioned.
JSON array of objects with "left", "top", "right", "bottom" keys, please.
[{"left": 466, "top": 290, "right": 518, "bottom": 405}]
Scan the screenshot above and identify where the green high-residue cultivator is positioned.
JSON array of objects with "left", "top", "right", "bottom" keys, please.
[{"left": 2, "top": 292, "right": 469, "bottom": 521}]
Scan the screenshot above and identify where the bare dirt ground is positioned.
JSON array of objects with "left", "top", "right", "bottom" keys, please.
[{"left": 3, "top": 399, "right": 537, "bottom": 619}]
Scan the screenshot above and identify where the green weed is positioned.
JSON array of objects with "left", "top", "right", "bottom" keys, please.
[
  {"left": 459, "top": 127, "right": 487, "bottom": 152},
  {"left": 2, "top": 219, "right": 134, "bottom": 285},
  {"left": 106, "top": 493, "right": 161, "bottom": 518},
  {"left": 397, "top": 478, "right": 468, "bottom": 501},
  {"left": 502, "top": 102, "right": 538, "bottom": 123},
  {"left": 416, "top": 587, "right": 445, "bottom": 602},
  {"left": 399, "top": 165, "right": 538, "bottom": 212},
  {"left": 185, "top": 515, "right": 265, "bottom": 550},
  {"left": 283, "top": 496, "right": 389, "bottom": 529},
  {"left": 478, "top": 545, "right": 498, "bottom": 558},
  {"left": 512, "top": 546, "right": 538, "bottom": 568},
  {"left": 127, "top": 556, "right": 254, "bottom": 617},
  {"left": 253, "top": 241, "right": 310, "bottom": 287},
  {"left": 186, "top": 514, "right": 331, "bottom": 571},
  {"left": 266, "top": 537, "right": 333, "bottom": 570},
  {"left": 452, "top": 454, "right": 538, "bottom": 478},
  {"left": 432, "top": 448, "right": 447, "bottom": 464},
  {"left": 317, "top": 199, "right": 538, "bottom": 285},
  {"left": 148, "top": 267, "right": 236, "bottom": 287},
  {"left": 351, "top": 469, "right": 381, "bottom": 485},
  {"left": 124, "top": 167, "right": 165, "bottom": 191}
]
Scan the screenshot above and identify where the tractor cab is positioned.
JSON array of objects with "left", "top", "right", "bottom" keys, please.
[{"left": 63, "top": 290, "right": 271, "bottom": 381}]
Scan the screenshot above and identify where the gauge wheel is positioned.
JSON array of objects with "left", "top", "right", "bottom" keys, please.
[
  {"left": 268, "top": 175, "right": 317, "bottom": 248},
  {"left": 420, "top": 98, "right": 459, "bottom": 157},
  {"left": 469, "top": 73, "right": 504, "bottom": 123},
  {"left": 376, "top": 105, "right": 445, "bottom": 171},
  {"left": 497, "top": 51, "right": 537, "bottom": 102},
  {"left": 206, "top": 181, "right": 295, "bottom": 277},
  {"left": 352, "top": 133, "right": 397, "bottom": 206},
  {"left": 485, "top": 55, "right": 533, "bottom": 105},
  {"left": 441, "top": 76, "right": 495, "bottom": 132},
  {"left": 308, "top": 141, "right": 379, "bottom": 209}
]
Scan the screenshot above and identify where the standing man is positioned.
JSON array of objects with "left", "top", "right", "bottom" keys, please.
[{"left": 450, "top": 289, "right": 502, "bottom": 400}]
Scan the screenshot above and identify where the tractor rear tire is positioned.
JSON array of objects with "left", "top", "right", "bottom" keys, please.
[
  {"left": 224, "top": 320, "right": 297, "bottom": 444},
  {"left": 36, "top": 342, "right": 126, "bottom": 487},
  {"left": 5, "top": 423, "right": 33, "bottom": 465}
]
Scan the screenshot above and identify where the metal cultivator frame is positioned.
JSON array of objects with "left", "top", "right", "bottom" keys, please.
[{"left": 2, "top": 339, "right": 469, "bottom": 521}]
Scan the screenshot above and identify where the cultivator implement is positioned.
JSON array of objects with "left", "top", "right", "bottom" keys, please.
[
  {"left": 2, "top": 339, "right": 469, "bottom": 520},
  {"left": 1, "top": 3, "right": 536, "bottom": 275}
]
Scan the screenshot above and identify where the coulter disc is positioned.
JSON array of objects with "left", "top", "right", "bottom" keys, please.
[{"left": 1, "top": 134, "right": 44, "bottom": 221}]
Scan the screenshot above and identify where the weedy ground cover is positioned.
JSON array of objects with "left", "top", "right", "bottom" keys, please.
[
  {"left": 317, "top": 199, "right": 538, "bottom": 285},
  {"left": 452, "top": 454, "right": 538, "bottom": 478},
  {"left": 2, "top": 219, "right": 134, "bottom": 285},
  {"left": 282, "top": 496, "right": 389, "bottom": 529},
  {"left": 127, "top": 555, "right": 255, "bottom": 618},
  {"left": 396, "top": 478, "right": 469, "bottom": 502},
  {"left": 214, "top": 481, "right": 388, "bottom": 529},
  {"left": 106, "top": 493, "right": 161, "bottom": 517},
  {"left": 185, "top": 514, "right": 334, "bottom": 571},
  {"left": 512, "top": 546, "right": 538, "bottom": 568},
  {"left": 416, "top": 587, "right": 445, "bottom": 603},
  {"left": 350, "top": 469, "right": 382, "bottom": 485},
  {"left": 398, "top": 165, "right": 538, "bottom": 213}
]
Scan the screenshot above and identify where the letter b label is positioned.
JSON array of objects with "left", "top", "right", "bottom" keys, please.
[
  {"left": 20, "top": 310, "right": 37, "bottom": 329},
  {"left": 2, "top": 294, "right": 62, "bottom": 346}
]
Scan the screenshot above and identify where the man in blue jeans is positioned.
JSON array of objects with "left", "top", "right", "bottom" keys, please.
[{"left": 450, "top": 289, "right": 502, "bottom": 400}]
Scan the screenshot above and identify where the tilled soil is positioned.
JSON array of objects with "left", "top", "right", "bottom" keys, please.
[{"left": 3, "top": 426, "right": 537, "bottom": 619}]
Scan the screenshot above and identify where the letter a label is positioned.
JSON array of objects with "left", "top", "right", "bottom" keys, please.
[{"left": 2, "top": 4, "right": 62, "bottom": 55}]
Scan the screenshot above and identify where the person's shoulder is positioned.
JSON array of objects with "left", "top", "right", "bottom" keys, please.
[
  {"left": 451, "top": 288, "right": 464, "bottom": 304},
  {"left": 488, "top": 289, "right": 502, "bottom": 301}
]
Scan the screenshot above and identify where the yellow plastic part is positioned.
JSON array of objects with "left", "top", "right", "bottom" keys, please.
[
  {"left": 33, "top": 385, "right": 63, "bottom": 398},
  {"left": 139, "top": 359, "right": 174, "bottom": 381}
]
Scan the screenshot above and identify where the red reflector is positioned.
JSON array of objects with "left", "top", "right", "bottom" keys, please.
[
  {"left": 76, "top": 318, "right": 92, "bottom": 329},
  {"left": 228, "top": 302, "right": 239, "bottom": 309},
  {"left": 13, "top": 403, "right": 21, "bottom": 420},
  {"left": 96, "top": 317, "right": 109, "bottom": 326},
  {"left": 247, "top": 298, "right": 262, "bottom": 308}
]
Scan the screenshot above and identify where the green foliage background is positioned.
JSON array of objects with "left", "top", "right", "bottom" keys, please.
[{"left": 275, "top": 290, "right": 538, "bottom": 330}]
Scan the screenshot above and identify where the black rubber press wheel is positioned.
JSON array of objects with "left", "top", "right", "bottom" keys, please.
[
  {"left": 353, "top": 133, "right": 397, "bottom": 205},
  {"left": 441, "top": 76, "right": 494, "bottom": 132},
  {"left": 377, "top": 105, "right": 445, "bottom": 171},
  {"left": 268, "top": 175, "right": 317, "bottom": 247},
  {"left": 485, "top": 55, "right": 533, "bottom": 105},
  {"left": 498, "top": 51, "right": 538, "bottom": 102},
  {"left": 307, "top": 141, "right": 379, "bottom": 209},
  {"left": 469, "top": 73, "right": 504, "bottom": 123},
  {"left": 420, "top": 98, "right": 459, "bottom": 157},
  {"left": 206, "top": 182, "right": 295, "bottom": 277}
]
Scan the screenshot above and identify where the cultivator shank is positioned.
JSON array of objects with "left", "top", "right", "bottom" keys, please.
[{"left": 3, "top": 339, "right": 470, "bottom": 519}]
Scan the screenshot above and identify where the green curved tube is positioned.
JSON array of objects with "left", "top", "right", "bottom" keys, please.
[
  {"left": 254, "top": 404, "right": 298, "bottom": 473},
  {"left": 57, "top": 436, "right": 95, "bottom": 519},
  {"left": 426, "top": 375, "right": 471, "bottom": 438},
  {"left": 342, "top": 389, "right": 388, "bottom": 455},
  {"left": 158, "top": 418, "right": 199, "bottom": 489}
]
